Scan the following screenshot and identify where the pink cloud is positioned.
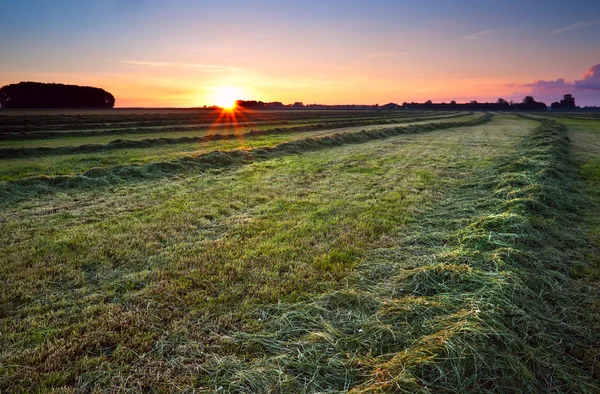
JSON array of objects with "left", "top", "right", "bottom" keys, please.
[
  {"left": 508, "top": 64, "right": 600, "bottom": 106},
  {"left": 524, "top": 78, "right": 568, "bottom": 89},
  {"left": 573, "top": 64, "right": 600, "bottom": 90},
  {"left": 516, "top": 64, "right": 600, "bottom": 91}
]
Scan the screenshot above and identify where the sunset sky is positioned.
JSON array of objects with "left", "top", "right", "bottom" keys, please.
[{"left": 1, "top": 0, "right": 600, "bottom": 107}]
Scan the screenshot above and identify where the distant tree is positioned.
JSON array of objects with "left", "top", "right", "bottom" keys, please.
[
  {"left": 551, "top": 102, "right": 561, "bottom": 110},
  {"left": 0, "top": 82, "right": 115, "bottom": 108},
  {"left": 450, "top": 100, "right": 457, "bottom": 105},
  {"left": 470, "top": 100, "right": 478, "bottom": 104},
  {"left": 265, "top": 101, "right": 284, "bottom": 108},
  {"left": 496, "top": 98, "right": 510, "bottom": 109},
  {"left": 516, "top": 96, "right": 547, "bottom": 110},
  {"left": 292, "top": 102, "right": 304, "bottom": 107},
  {"left": 425, "top": 100, "right": 433, "bottom": 105},
  {"left": 236, "top": 100, "right": 267, "bottom": 109},
  {"left": 523, "top": 96, "right": 536, "bottom": 105},
  {"left": 560, "top": 94, "right": 575, "bottom": 108},
  {"left": 509, "top": 100, "right": 515, "bottom": 106}
]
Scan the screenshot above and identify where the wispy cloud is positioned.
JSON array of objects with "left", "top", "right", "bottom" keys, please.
[
  {"left": 463, "top": 30, "right": 492, "bottom": 40},
  {"left": 123, "top": 60, "right": 235, "bottom": 71},
  {"left": 551, "top": 19, "right": 600, "bottom": 35}
]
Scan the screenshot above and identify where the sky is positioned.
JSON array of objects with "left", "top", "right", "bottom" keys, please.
[{"left": 1, "top": 0, "right": 600, "bottom": 107}]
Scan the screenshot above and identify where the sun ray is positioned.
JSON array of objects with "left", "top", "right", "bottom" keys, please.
[{"left": 205, "top": 88, "right": 252, "bottom": 149}]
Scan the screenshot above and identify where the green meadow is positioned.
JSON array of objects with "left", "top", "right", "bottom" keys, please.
[{"left": 0, "top": 110, "right": 599, "bottom": 392}]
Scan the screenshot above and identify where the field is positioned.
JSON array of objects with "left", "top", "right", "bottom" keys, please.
[{"left": 1, "top": 109, "right": 599, "bottom": 392}]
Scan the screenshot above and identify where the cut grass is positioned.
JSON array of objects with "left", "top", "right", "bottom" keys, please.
[
  {"left": 0, "top": 109, "right": 443, "bottom": 133},
  {"left": 549, "top": 116, "right": 600, "bottom": 282},
  {"left": 0, "top": 115, "right": 531, "bottom": 392},
  {"left": 201, "top": 119, "right": 600, "bottom": 392},
  {"left": 0, "top": 112, "right": 465, "bottom": 142},
  {"left": 0, "top": 113, "right": 489, "bottom": 202},
  {"left": 0, "top": 112, "right": 471, "bottom": 154},
  {"left": 0, "top": 115, "right": 477, "bottom": 183}
]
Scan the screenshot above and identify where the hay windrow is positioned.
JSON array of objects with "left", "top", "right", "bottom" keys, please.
[
  {"left": 0, "top": 111, "right": 469, "bottom": 141},
  {"left": 202, "top": 119, "right": 600, "bottom": 392},
  {"left": 0, "top": 113, "right": 492, "bottom": 205}
]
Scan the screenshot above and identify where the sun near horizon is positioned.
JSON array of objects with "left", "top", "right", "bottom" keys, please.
[{"left": 212, "top": 86, "right": 245, "bottom": 110}]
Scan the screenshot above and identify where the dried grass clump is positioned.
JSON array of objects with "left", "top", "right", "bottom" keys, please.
[{"left": 203, "top": 120, "right": 599, "bottom": 393}]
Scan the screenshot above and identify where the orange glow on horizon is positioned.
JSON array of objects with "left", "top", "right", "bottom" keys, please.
[{"left": 212, "top": 86, "right": 243, "bottom": 110}]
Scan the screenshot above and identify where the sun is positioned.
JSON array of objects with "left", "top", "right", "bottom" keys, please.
[{"left": 213, "top": 86, "right": 241, "bottom": 110}]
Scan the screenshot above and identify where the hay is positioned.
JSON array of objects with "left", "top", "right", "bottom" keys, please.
[{"left": 200, "top": 119, "right": 600, "bottom": 393}]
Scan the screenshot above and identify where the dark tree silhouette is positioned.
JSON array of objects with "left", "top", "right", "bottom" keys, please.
[
  {"left": 0, "top": 82, "right": 115, "bottom": 108},
  {"left": 515, "top": 96, "right": 547, "bottom": 110},
  {"left": 551, "top": 102, "right": 561, "bottom": 110},
  {"left": 560, "top": 94, "right": 576, "bottom": 108},
  {"left": 497, "top": 98, "right": 510, "bottom": 109},
  {"left": 523, "top": 96, "right": 536, "bottom": 105}
]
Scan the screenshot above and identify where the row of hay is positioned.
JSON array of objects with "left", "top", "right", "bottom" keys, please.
[
  {"left": 0, "top": 112, "right": 466, "bottom": 141},
  {"left": 0, "top": 114, "right": 492, "bottom": 205},
  {"left": 201, "top": 119, "right": 600, "bottom": 393},
  {"left": 0, "top": 110, "right": 439, "bottom": 134}
]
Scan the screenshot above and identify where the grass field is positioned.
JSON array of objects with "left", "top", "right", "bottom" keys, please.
[
  {"left": 0, "top": 112, "right": 472, "bottom": 182},
  {"left": 0, "top": 109, "right": 599, "bottom": 392}
]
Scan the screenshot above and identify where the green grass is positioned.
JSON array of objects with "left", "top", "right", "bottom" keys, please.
[
  {"left": 0, "top": 123, "right": 289, "bottom": 148},
  {"left": 0, "top": 114, "right": 482, "bottom": 185},
  {"left": 0, "top": 109, "right": 444, "bottom": 134},
  {"left": 548, "top": 117, "right": 600, "bottom": 281},
  {"left": 201, "top": 118, "right": 600, "bottom": 393},
  {"left": 1, "top": 114, "right": 539, "bottom": 392},
  {"left": 0, "top": 112, "right": 467, "bottom": 148}
]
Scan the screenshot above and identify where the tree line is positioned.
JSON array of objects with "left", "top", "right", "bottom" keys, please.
[
  {"left": 234, "top": 100, "right": 380, "bottom": 110},
  {"left": 235, "top": 95, "right": 579, "bottom": 111},
  {"left": 0, "top": 82, "right": 115, "bottom": 108},
  {"left": 401, "top": 95, "right": 566, "bottom": 111}
]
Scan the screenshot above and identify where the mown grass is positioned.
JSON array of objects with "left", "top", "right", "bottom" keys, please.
[
  {"left": 0, "top": 114, "right": 475, "bottom": 182},
  {"left": 0, "top": 123, "right": 289, "bottom": 148},
  {"left": 0, "top": 114, "right": 485, "bottom": 197},
  {"left": 200, "top": 118, "right": 600, "bottom": 392},
  {"left": 545, "top": 112, "right": 600, "bottom": 122},
  {"left": 0, "top": 112, "right": 462, "bottom": 142},
  {"left": 0, "top": 109, "right": 440, "bottom": 133},
  {"left": 0, "top": 112, "right": 469, "bottom": 153},
  {"left": 0, "top": 115, "right": 532, "bottom": 392},
  {"left": 550, "top": 117, "right": 600, "bottom": 281}
]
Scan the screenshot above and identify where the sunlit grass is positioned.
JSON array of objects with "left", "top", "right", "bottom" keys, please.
[
  {"left": 0, "top": 114, "right": 479, "bottom": 182},
  {"left": 0, "top": 115, "right": 533, "bottom": 391},
  {"left": 2, "top": 112, "right": 599, "bottom": 392}
]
